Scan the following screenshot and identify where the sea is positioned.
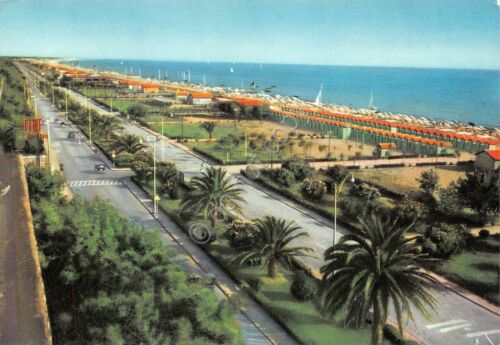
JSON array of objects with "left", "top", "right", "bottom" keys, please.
[{"left": 74, "top": 59, "right": 500, "bottom": 127}]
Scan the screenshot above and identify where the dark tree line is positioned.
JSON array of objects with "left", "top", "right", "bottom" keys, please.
[{"left": 26, "top": 166, "right": 242, "bottom": 345}]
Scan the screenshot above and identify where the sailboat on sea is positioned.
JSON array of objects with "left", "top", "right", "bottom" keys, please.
[
  {"left": 229, "top": 67, "right": 234, "bottom": 73},
  {"left": 314, "top": 84, "right": 323, "bottom": 105},
  {"left": 368, "top": 90, "right": 379, "bottom": 112}
]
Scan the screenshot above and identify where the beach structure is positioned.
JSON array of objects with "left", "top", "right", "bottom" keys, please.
[
  {"left": 474, "top": 149, "right": 500, "bottom": 171},
  {"left": 374, "top": 143, "right": 397, "bottom": 158},
  {"left": 186, "top": 92, "right": 213, "bottom": 105}
]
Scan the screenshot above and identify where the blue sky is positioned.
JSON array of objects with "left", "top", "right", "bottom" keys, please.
[{"left": 0, "top": 0, "right": 499, "bottom": 69}]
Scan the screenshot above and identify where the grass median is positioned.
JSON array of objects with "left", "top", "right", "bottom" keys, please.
[{"left": 134, "top": 178, "right": 391, "bottom": 345}]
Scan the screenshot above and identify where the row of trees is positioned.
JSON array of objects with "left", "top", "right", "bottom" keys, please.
[
  {"left": 418, "top": 168, "right": 499, "bottom": 225},
  {"left": 0, "top": 58, "right": 37, "bottom": 153},
  {"left": 167, "top": 165, "right": 437, "bottom": 345},
  {"left": 27, "top": 165, "right": 243, "bottom": 345}
]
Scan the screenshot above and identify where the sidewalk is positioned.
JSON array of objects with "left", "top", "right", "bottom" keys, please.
[{"left": 121, "top": 178, "right": 298, "bottom": 345}]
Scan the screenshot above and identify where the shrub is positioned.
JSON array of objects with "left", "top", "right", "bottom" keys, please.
[
  {"left": 281, "top": 159, "right": 313, "bottom": 181},
  {"left": 340, "top": 198, "right": 367, "bottom": 220},
  {"left": 300, "top": 178, "right": 326, "bottom": 201},
  {"left": 271, "top": 168, "right": 295, "bottom": 187},
  {"left": 246, "top": 278, "right": 262, "bottom": 292},
  {"left": 113, "top": 152, "right": 134, "bottom": 167},
  {"left": 290, "top": 271, "right": 315, "bottom": 301},
  {"left": 225, "top": 219, "right": 258, "bottom": 251},
  {"left": 126, "top": 104, "right": 147, "bottom": 118},
  {"left": 349, "top": 182, "right": 381, "bottom": 200},
  {"left": 417, "top": 169, "right": 439, "bottom": 194},
  {"left": 424, "top": 223, "right": 471, "bottom": 258},
  {"left": 325, "top": 165, "right": 348, "bottom": 182},
  {"left": 479, "top": 229, "right": 490, "bottom": 239},
  {"left": 391, "top": 198, "right": 424, "bottom": 225}
]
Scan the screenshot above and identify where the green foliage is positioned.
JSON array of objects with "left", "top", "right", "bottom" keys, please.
[
  {"left": 25, "top": 165, "right": 65, "bottom": 202},
  {"left": 200, "top": 121, "right": 216, "bottom": 139},
  {"left": 349, "top": 182, "right": 381, "bottom": 200},
  {"left": 290, "top": 271, "right": 315, "bottom": 301},
  {"left": 271, "top": 168, "right": 295, "bottom": 187},
  {"left": 391, "top": 197, "right": 424, "bottom": 225},
  {"left": 158, "top": 161, "right": 179, "bottom": 199},
  {"left": 423, "top": 223, "right": 472, "bottom": 258},
  {"left": 112, "top": 134, "right": 147, "bottom": 154},
  {"left": 281, "top": 159, "right": 313, "bottom": 181},
  {"left": 94, "top": 115, "right": 123, "bottom": 139},
  {"left": 112, "top": 152, "right": 134, "bottom": 167},
  {"left": 435, "top": 183, "right": 463, "bottom": 217},
  {"left": 181, "top": 167, "right": 245, "bottom": 228},
  {"left": 321, "top": 215, "right": 438, "bottom": 345},
  {"left": 301, "top": 178, "right": 326, "bottom": 201},
  {"left": 225, "top": 219, "right": 258, "bottom": 251},
  {"left": 22, "top": 138, "right": 44, "bottom": 154},
  {"left": 325, "top": 165, "right": 348, "bottom": 182},
  {"left": 131, "top": 151, "right": 154, "bottom": 182},
  {"left": 235, "top": 216, "right": 314, "bottom": 278},
  {"left": 455, "top": 170, "right": 500, "bottom": 224},
  {"left": 126, "top": 104, "right": 147, "bottom": 118},
  {"left": 27, "top": 166, "right": 242, "bottom": 345},
  {"left": 417, "top": 169, "right": 439, "bottom": 194},
  {"left": 0, "top": 125, "right": 16, "bottom": 152}
]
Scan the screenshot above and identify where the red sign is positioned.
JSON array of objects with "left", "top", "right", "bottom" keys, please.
[{"left": 24, "top": 119, "right": 47, "bottom": 140}]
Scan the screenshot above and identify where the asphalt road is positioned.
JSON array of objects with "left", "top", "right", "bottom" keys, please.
[
  {"left": 24, "top": 70, "right": 297, "bottom": 345},
  {"left": 28, "top": 66, "right": 500, "bottom": 345}
]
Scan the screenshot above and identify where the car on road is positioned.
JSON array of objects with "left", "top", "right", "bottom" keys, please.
[
  {"left": 67, "top": 131, "right": 76, "bottom": 139},
  {"left": 95, "top": 163, "right": 106, "bottom": 172},
  {"left": 60, "top": 121, "right": 67, "bottom": 126}
]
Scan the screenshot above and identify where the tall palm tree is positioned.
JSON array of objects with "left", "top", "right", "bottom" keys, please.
[
  {"left": 236, "top": 216, "right": 314, "bottom": 278},
  {"left": 112, "top": 134, "right": 146, "bottom": 154},
  {"left": 95, "top": 116, "right": 123, "bottom": 140},
  {"left": 181, "top": 167, "right": 245, "bottom": 228},
  {"left": 320, "top": 214, "right": 438, "bottom": 345}
]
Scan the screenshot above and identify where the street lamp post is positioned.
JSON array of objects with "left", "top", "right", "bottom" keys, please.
[
  {"left": 161, "top": 115, "right": 164, "bottom": 161},
  {"left": 153, "top": 139, "right": 158, "bottom": 214},
  {"left": 333, "top": 174, "right": 355, "bottom": 246}
]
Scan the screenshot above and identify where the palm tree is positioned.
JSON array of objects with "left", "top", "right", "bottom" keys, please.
[
  {"left": 320, "top": 214, "right": 438, "bottom": 345},
  {"left": 200, "top": 121, "right": 216, "bottom": 140},
  {"left": 95, "top": 116, "right": 123, "bottom": 140},
  {"left": 112, "top": 134, "right": 146, "bottom": 154},
  {"left": 181, "top": 167, "right": 245, "bottom": 228},
  {"left": 236, "top": 216, "right": 314, "bottom": 278}
]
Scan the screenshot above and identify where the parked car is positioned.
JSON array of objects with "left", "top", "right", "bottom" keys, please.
[
  {"left": 95, "top": 163, "right": 106, "bottom": 172},
  {"left": 67, "top": 131, "right": 76, "bottom": 139}
]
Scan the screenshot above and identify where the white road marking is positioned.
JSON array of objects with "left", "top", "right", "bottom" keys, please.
[
  {"left": 439, "top": 323, "right": 472, "bottom": 334},
  {"left": 68, "top": 180, "right": 122, "bottom": 187},
  {"left": 426, "top": 319, "right": 467, "bottom": 330},
  {"left": 466, "top": 330, "right": 500, "bottom": 338}
]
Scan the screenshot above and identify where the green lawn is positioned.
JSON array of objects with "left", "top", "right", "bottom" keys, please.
[
  {"left": 187, "top": 141, "right": 293, "bottom": 163},
  {"left": 147, "top": 120, "right": 243, "bottom": 140},
  {"left": 435, "top": 236, "right": 500, "bottom": 305},
  {"left": 135, "top": 178, "right": 392, "bottom": 345}
]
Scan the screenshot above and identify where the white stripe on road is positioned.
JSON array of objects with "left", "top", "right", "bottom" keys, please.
[
  {"left": 68, "top": 180, "right": 122, "bottom": 187},
  {"left": 426, "top": 319, "right": 467, "bottom": 330},
  {"left": 439, "top": 323, "right": 471, "bottom": 334},
  {"left": 466, "top": 330, "right": 500, "bottom": 338}
]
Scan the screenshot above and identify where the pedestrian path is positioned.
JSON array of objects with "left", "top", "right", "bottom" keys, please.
[{"left": 67, "top": 179, "right": 122, "bottom": 187}]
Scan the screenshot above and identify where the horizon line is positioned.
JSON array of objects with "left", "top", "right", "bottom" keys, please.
[{"left": 6, "top": 55, "right": 500, "bottom": 72}]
